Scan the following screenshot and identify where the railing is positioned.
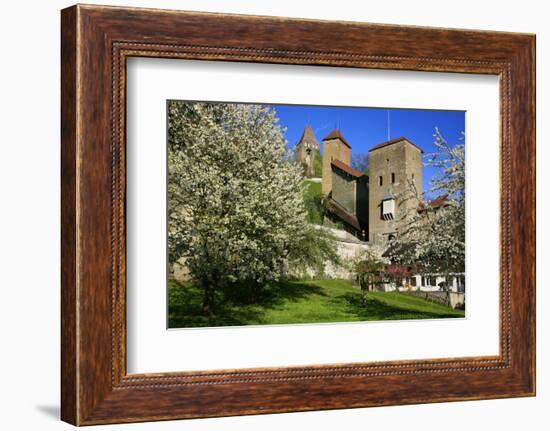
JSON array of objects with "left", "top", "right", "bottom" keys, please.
[{"left": 405, "top": 290, "right": 449, "bottom": 305}]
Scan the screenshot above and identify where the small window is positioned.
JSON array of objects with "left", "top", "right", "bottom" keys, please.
[
  {"left": 379, "top": 176, "right": 383, "bottom": 186},
  {"left": 412, "top": 173, "right": 415, "bottom": 180},
  {"left": 391, "top": 173, "right": 395, "bottom": 183}
]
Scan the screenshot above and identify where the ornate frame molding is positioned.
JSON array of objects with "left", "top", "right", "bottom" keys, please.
[{"left": 61, "top": 5, "right": 535, "bottom": 425}]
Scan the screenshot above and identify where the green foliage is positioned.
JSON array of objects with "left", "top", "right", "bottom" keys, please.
[
  {"left": 333, "top": 220, "right": 347, "bottom": 231},
  {"left": 299, "top": 149, "right": 322, "bottom": 178},
  {"left": 388, "top": 128, "right": 465, "bottom": 276},
  {"left": 303, "top": 180, "right": 324, "bottom": 224},
  {"left": 167, "top": 101, "right": 337, "bottom": 314},
  {"left": 286, "top": 226, "right": 340, "bottom": 278},
  {"left": 312, "top": 149, "right": 323, "bottom": 177},
  {"left": 354, "top": 250, "right": 386, "bottom": 295},
  {"left": 168, "top": 278, "right": 464, "bottom": 328}
]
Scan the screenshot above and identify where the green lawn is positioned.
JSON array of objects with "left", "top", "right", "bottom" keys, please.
[{"left": 168, "top": 278, "right": 464, "bottom": 328}]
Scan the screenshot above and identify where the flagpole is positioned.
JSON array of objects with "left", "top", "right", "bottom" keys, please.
[{"left": 387, "top": 109, "right": 391, "bottom": 141}]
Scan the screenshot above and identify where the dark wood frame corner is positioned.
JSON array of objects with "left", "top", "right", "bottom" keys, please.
[{"left": 61, "top": 4, "right": 536, "bottom": 426}]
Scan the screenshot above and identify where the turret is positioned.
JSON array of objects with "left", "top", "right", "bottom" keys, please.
[
  {"left": 367, "top": 136, "right": 423, "bottom": 244},
  {"left": 294, "top": 125, "right": 320, "bottom": 178},
  {"left": 321, "top": 129, "right": 351, "bottom": 195}
]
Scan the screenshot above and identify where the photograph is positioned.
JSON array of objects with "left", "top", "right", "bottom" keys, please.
[{"left": 167, "top": 101, "right": 466, "bottom": 329}]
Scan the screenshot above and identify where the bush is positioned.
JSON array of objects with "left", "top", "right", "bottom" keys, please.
[
  {"left": 312, "top": 150, "right": 323, "bottom": 177},
  {"left": 354, "top": 250, "right": 386, "bottom": 299},
  {"left": 303, "top": 180, "right": 325, "bottom": 225}
]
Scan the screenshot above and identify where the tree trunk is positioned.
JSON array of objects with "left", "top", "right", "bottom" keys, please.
[
  {"left": 248, "top": 281, "right": 261, "bottom": 304},
  {"left": 202, "top": 279, "right": 215, "bottom": 317}
]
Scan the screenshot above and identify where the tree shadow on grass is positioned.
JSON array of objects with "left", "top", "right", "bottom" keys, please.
[
  {"left": 168, "top": 279, "right": 327, "bottom": 328},
  {"left": 339, "top": 292, "right": 462, "bottom": 321},
  {"left": 258, "top": 280, "right": 328, "bottom": 306},
  {"left": 168, "top": 281, "right": 265, "bottom": 328}
]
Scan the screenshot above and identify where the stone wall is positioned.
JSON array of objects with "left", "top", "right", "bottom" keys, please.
[
  {"left": 402, "top": 290, "right": 466, "bottom": 310},
  {"left": 171, "top": 227, "right": 383, "bottom": 284},
  {"left": 368, "top": 139, "right": 422, "bottom": 244},
  {"left": 321, "top": 138, "right": 351, "bottom": 195},
  {"left": 331, "top": 168, "right": 357, "bottom": 214},
  {"left": 310, "top": 225, "right": 385, "bottom": 280}
]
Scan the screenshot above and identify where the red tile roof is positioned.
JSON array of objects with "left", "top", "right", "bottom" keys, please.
[
  {"left": 428, "top": 195, "right": 448, "bottom": 208},
  {"left": 368, "top": 136, "right": 424, "bottom": 153},
  {"left": 326, "top": 198, "right": 361, "bottom": 231},
  {"left": 331, "top": 159, "right": 364, "bottom": 178},
  {"left": 296, "top": 125, "right": 320, "bottom": 149},
  {"left": 322, "top": 129, "right": 351, "bottom": 148},
  {"left": 418, "top": 195, "right": 449, "bottom": 212}
]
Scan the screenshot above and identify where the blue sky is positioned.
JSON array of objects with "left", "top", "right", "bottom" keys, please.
[{"left": 272, "top": 104, "right": 465, "bottom": 194}]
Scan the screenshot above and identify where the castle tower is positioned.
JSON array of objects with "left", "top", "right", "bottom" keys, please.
[
  {"left": 367, "top": 137, "right": 423, "bottom": 244},
  {"left": 321, "top": 129, "right": 351, "bottom": 195},
  {"left": 294, "top": 125, "right": 320, "bottom": 178}
]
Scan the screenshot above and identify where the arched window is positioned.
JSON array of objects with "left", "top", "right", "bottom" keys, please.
[{"left": 391, "top": 173, "right": 396, "bottom": 183}]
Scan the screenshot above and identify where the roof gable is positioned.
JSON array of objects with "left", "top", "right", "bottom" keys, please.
[
  {"left": 322, "top": 129, "right": 351, "bottom": 149},
  {"left": 326, "top": 198, "right": 361, "bottom": 231},
  {"left": 296, "top": 125, "right": 320, "bottom": 149},
  {"left": 418, "top": 195, "right": 449, "bottom": 213},
  {"left": 331, "top": 159, "right": 365, "bottom": 178},
  {"left": 368, "top": 136, "right": 424, "bottom": 153}
]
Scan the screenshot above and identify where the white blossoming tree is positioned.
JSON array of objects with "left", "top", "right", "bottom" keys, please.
[
  {"left": 168, "top": 101, "right": 338, "bottom": 315},
  {"left": 388, "top": 128, "right": 465, "bottom": 280}
]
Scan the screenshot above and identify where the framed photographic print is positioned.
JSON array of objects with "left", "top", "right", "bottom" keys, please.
[{"left": 61, "top": 4, "right": 536, "bottom": 425}]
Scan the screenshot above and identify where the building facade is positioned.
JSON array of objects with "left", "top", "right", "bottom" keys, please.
[
  {"left": 321, "top": 129, "right": 351, "bottom": 194},
  {"left": 367, "top": 137, "right": 423, "bottom": 244},
  {"left": 294, "top": 125, "right": 321, "bottom": 178},
  {"left": 291, "top": 126, "right": 463, "bottom": 303},
  {"left": 325, "top": 159, "right": 369, "bottom": 239},
  {"left": 296, "top": 126, "right": 423, "bottom": 246}
]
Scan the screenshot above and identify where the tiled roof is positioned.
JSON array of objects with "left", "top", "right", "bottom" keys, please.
[
  {"left": 382, "top": 191, "right": 396, "bottom": 201},
  {"left": 296, "top": 125, "right": 320, "bottom": 149},
  {"left": 331, "top": 159, "right": 364, "bottom": 178},
  {"left": 429, "top": 195, "right": 448, "bottom": 208},
  {"left": 322, "top": 129, "right": 351, "bottom": 148},
  {"left": 368, "top": 136, "right": 424, "bottom": 153},
  {"left": 418, "top": 195, "right": 449, "bottom": 212},
  {"left": 326, "top": 198, "right": 361, "bottom": 231}
]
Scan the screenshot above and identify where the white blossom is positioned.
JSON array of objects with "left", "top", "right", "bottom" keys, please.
[
  {"left": 389, "top": 128, "right": 465, "bottom": 278},
  {"left": 167, "top": 102, "right": 337, "bottom": 313}
]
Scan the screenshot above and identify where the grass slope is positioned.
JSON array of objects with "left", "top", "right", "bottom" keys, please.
[{"left": 168, "top": 278, "right": 464, "bottom": 328}]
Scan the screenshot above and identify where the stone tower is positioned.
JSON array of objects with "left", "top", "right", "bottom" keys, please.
[
  {"left": 321, "top": 129, "right": 351, "bottom": 195},
  {"left": 294, "top": 125, "right": 320, "bottom": 178},
  {"left": 367, "top": 137, "right": 423, "bottom": 245}
]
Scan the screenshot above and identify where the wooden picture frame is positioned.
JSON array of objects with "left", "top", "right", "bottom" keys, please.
[{"left": 61, "top": 4, "right": 536, "bottom": 425}]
